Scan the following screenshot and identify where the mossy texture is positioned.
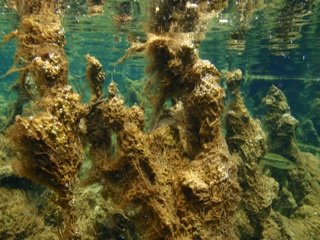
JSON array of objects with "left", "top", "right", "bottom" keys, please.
[
  {"left": 85, "top": 1, "right": 241, "bottom": 239},
  {"left": 0, "top": 188, "right": 45, "bottom": 239},
  {"left": 5, "top": 1, "right": 84, "bottom": 239},
  {"left": 262, "top": 85, "right": 300, "bottom": 160},
  {"left": 225, "top": 69, "right": 279, "bottom": 239},
  {"left": 2, "top": 1, "right": 320, "bottom": 240}
]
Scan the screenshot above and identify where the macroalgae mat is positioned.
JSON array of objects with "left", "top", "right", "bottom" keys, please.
[{"left": 0, "top": 1, "right": 320, "bottom": 240}]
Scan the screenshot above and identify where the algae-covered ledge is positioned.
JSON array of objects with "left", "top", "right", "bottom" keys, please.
[{"left": 0, "top": 0, "right": 320, "bottom": 240}]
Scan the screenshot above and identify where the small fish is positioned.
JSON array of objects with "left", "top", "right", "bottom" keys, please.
[{"left": 260, "top": 153, "right": 296, "bottom": 170}]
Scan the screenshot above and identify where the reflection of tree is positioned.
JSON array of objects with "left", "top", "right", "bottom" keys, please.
[
  {"left": 228, "top": 0, "right": 265, "bottom": 51},
  {"left": 269, "top": 0, "right": 315, "bottom": 55},
  {"left": 226, "top": 0, "right": 315, "bottom": 54}
]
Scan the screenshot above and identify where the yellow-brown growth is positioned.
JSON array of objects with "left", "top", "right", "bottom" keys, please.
[
  {"left": 5, "top": 1, "right": 84, "bottom": 239},
  {"left": 261, "top": 85, "right": 300, "bottom": 160},
  {"left": 89, "top": 79, "right": 240, "bottom": 239},
  {"left": 7, "top": 85, "right": 85, "bottom": 239},
  {"left": 224, "top": 69, "right": 279, "bottom": 239},
  {"left": 148, "top": 0, "right": 228, "bottom": 34},
  {"left": 86, "top": 0, "right": 105, "bottom": 16},
  {"left": 6, "top": 0, "right": 67, "bottom": 98},
  {"left": 85, "top": 54, "right": 105, "bottom": 102},
  {"left": 90, "top": 1, "right": 240, "bottom": 239},
  {"left": 5, "top": 1, "right": 241, "bottom": 239},
  {"left": 144, "top": 35, "right": 199, "bottom": 115}
]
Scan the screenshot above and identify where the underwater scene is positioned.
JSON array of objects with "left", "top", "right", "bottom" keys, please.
[{"left": 0, "top": 0, "right": 320, "bottom": 239}]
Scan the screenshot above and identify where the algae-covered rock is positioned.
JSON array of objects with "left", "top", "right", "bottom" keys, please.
[
  {"left": 5, "top": 1, "right": 85, "bottom": 238},
  {"left": 0, "top": 188, "right": 45, "bottom": 239},
  {"left": 262, "top": 85, "right": 300, "bottom": 160},
  {"left": 224, "top": 69, "right": 279, "bottom": 239},
  {"left": 299, "top": 119, "right": 319, "bottom": 147},
  {"left": 258, "top": 86, "right": 320, "bottom": 239}
]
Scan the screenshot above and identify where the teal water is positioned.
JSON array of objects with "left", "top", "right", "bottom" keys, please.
[
  {"left": 1, "top": 0, "right": 320, "bottom": 239},
  {"left": 1, "top": 1, "right": 320, "bottom": 91}
]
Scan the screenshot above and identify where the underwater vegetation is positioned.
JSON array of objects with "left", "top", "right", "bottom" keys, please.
[{"left": 0, "top": 0, "right": 320, "bottom": 240}]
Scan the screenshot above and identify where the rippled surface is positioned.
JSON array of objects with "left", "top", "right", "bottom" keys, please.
[
  {"left": 201, "top": 0, "right": 320, "bottom": 81},
  {"left": 1, "top": 0, "right": 320, "bottom": 91}
]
